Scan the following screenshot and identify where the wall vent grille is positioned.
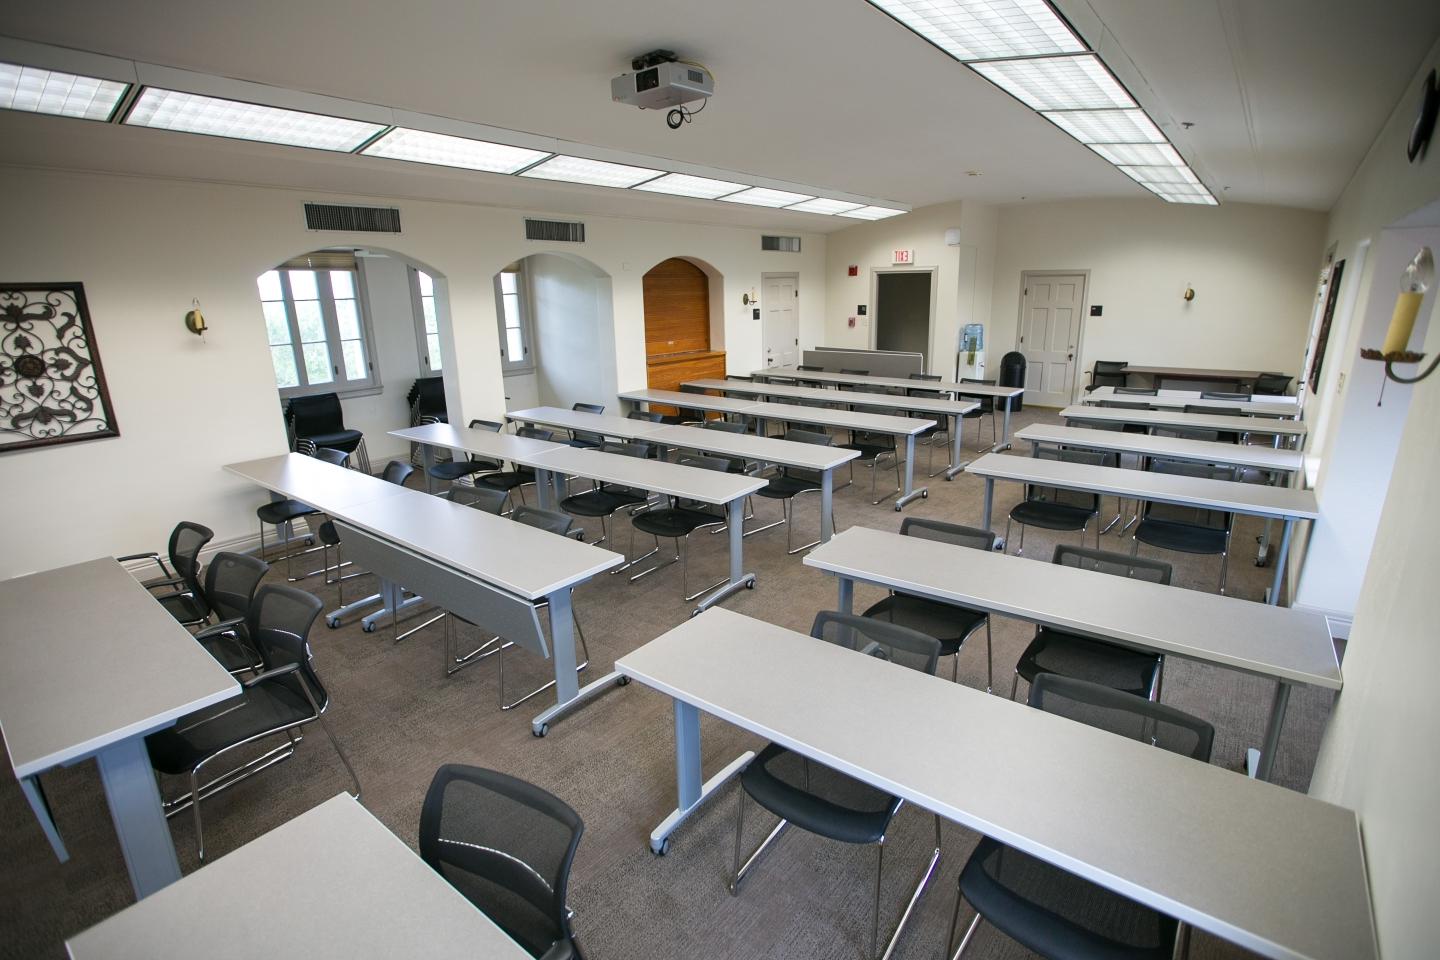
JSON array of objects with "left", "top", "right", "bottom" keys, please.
[
  {"left": 303, "top": 203, "right": 402, "bottom": 233},
  {"left": 525, "top": 218, "right": 586, "bottom": 242},
  {"left": 761, "top": 235, "right": 801, "bottom": 253}
]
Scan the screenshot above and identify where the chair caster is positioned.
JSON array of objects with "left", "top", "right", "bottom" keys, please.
[
  {"left": 617, "top": 675, "right": 631, "bottom": 686},
  {"left": 652, "top": 837, "right": 670, "bottom": 856},
  {"left": 533, "top": 723, "right": 548, "bottom": 738},
  {"left": 895, "top": 503, "right": 903, "bottom": 512},
  {"left": 363, "top": 621, "right": 377, "bottom": 633},
  {"left": 746, "top": 580, "right": 755, "bottom": 589},
  {"left": 326, "top": 616, "right": 341, "bottom": 629}
]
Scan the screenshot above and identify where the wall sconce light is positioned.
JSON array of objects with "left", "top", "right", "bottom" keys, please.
[
  {"left": 184, "top": 298, "right": 207, "bottom": 340},
  {"left": 1182, "top": 285, "right": 1195, "bottom": 302},
  {"left": 1360, "top": 247, "right": 1436, "bottom": 399}
]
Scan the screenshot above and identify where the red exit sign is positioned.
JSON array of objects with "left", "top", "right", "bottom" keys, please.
[{"left": 891, "top": 249, "right": 914, "bottom": 265}]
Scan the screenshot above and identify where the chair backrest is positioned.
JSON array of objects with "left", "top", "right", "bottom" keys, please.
[
  {"left": 381, "top": 460, "right": 415, "bottom": 486},
  {"left": 447, "top": 486, "right": 508, "bottom": 514},
  {"left": 1093, "top": 360, "right": 1128, "bottom": 375},
  {"left": 1115, "top": 387, "right": 1157, "bottom": 396},
  {"left": 703, "top": 419, "right": 746, "bottom": 434},
  {"left": 1253, "top": 373, "right": 1292, "bottom": 396},
  {"left": 203, "top": 551, "right": 269, "bottom": 623},
  {"left": 1051, "top": 544, "right": 1172, "bottom": 585},
  {"left": 571, "top": 402, "right": 604, "bottom": 415},
  {"left": 672, "top": 454, "right": 731, "bottom": 514},
  {"left": 1143, "top": 459, "right": 1235, "bottom": 529},
  {"left": 599, "top": 440, "right": 652, "bottom": 459},
  {"left": 1151, "top": 425, "right": 1221, "bottom": 442},
  {"left": 810, "top": 611, "right": 941, "bottom": 676},
  {"left": 1026, "top": 447, "right": 1104, "bottom": 511},
  {"left": 248, "top": 584, "right": 328, "bottom": 707},
  {"left": 840, "top": 368, "right": 869, "bottom": 376},
  {"left": 725, "top": 374, "right": 753, "bottom": 382},
  {"left": 414, "top": 377, "right": 447, "bottom": 417},
  {"left": 908, "top": 372, "right": 941, "bottom": 381},
  {"left": 1072, "top": 418, "right": 1124, "bottom": 432},
  {"left": 778, "top": 428, "right": 832, "bottom": 484},
  {"left": 1097, "top": 400, "right": 1152, "bottom": 410},
  {"left": 1199, "top": 391, "right": 1252, "bottom": 401},
  {"left": 1185, "top": 404, "right": 1244, "bottom": 417},
  {"left": 797, "top": 365, "right": 825, "bottom": 372},
  {"left": 627, "top": 410, "right": 665, "bottom": 423},
  {"left": 1029, "top": 674, "right": 1214, "bottom": 761},
  {"left": 961, "top": 377, "right": 997, "bottom": 412},
  {"left": 900, "top": 516, "right": 996, "bottom": 552},
  {"left": 512, "top": 506, "right": 575, "bottom": 537},
  {"left": 287, "top": 393, "right": 346, "bottom": 435},
  {"left": 469, "top": 419, "right": 503, "bottom": 432},
  {"left": 312, "top": 447, "right": 350, "bottom": 467},
  {"left": 419, "top": 764, "right": 583, "bottom": 958},
  {"left": 168, "top": 521, "right": 215, "bottom": 599},
  {"left": 517, "top": 427, "right": 554, "bottom": 442}
]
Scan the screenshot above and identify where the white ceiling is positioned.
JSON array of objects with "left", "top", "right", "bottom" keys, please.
[{"left": 0, "top": 0, "right": 1435, "bottom": 230}]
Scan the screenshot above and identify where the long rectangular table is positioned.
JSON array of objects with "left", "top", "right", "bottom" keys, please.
[
  {"left": 1060, "top": 405, "right": 1307, "bottom": 439},
  {"left": 616, "top": 608, "right": 1375, "bottom": 960},
  {"left": 1016, "top": 424, "right": 1305, "bottom": 474},
  {"left": 0, "top": 558, "right": 239, "bottom": 899},
  {"left": 1121, "top": 365, "right": 1271, "bottom": 390},
  {"left": 618, "top": 387, "right": 758, "bottom": 418},
  {"left": 804, "top": 526, "right": 1340, "bottom": 781},
  {"left": 1085, "top": 386, "right": 1297, "bottom": 417},
  {"left": 965, "top": 452, "right": 1319, "bottom": 605},
  {"left": 65, "top": 793, "right": 532, "bottom": 959},
  {"left": 225, "top": 454, "right": 624, "bottom": 736}
]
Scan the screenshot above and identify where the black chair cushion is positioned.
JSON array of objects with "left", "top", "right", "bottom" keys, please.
[
  {"left": 840, "top": 439, "right": 895, "bottom": 462},
  {"left": 477, "top": 470, "right": 536, "bottom": 491},
  {"left": 1015, "top": 628, "right": 1161, "bottom": 700},
  {"left": 862, "top": 594, "right": 987, "bottom": 656},
  {"left": 560, "top": 488, "right": 647, "bottom": 517},
  {"left": 1009, "top": 501, "right": 1096, "bottom": 531},
  {"left": 428, "top": 459, "right": 502, "bottom": 481},
  {"left": 157, "top": 592, "right": 208, "bottom": 624},
  {"left": 256, "top": 499, "right": 317, "bottom": 524},
  {"left": 198, "top": 631, "right": 261, "bottom": 674},
  {"left": 960, "top": 837, "right": 1177, "bottom": 960},
  {"left": 146, "top": 678, "right": 313, "bottom": 775},
  {"left": 1133, "top": 519, "right": 1227, "bottom": 555},
  {"left": 317, "top": 520, "right": 341, "bottom": 547},
  {"left": 632, "top": 507, "right": 723, "bottom": 539},
  {"left": 754, "top": 474, "right": 819, "bottom": 499},
  {"left": 300, "top": 428, "right": 364, "bottom": 452},
  {"left": 741, "top": 743, "right": 900, "bottom": 846}
]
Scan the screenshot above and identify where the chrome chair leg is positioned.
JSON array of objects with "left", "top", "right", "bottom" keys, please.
[{"left": 946, "top": 897, "right": 983, "bottom": 960}]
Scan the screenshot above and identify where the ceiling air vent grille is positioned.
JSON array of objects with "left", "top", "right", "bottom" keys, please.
[
  {"left": 762, "top": 235, "right": 801, "bottom": 253},
  {"left": 304, "top": 203, "right": 402, "bottom": 233},
  {"left": 525, "top": 219, "right": 586, "bottom": 242}
]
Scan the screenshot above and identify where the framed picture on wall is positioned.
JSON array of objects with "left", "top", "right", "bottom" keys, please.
[
  {"left": 1, "top": 282, "right": 120, "bottom": 453},
  {"left": 1307, "top": 259, "right": 1346, "bottom": 394}
]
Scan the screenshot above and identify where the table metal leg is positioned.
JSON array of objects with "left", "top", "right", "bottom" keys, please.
[
  {"left": 535, "top": 467, "right": 557, "bottom": 511},
  {"left": 420, "top": 444, "right": 438, "bottom": 494},
  {"left": 359, "top": 577, "right": 426, "bottom": 632},
  {"left": 820, "top": 469, "right": 835, "bottom": 541},
  {"left": 647, "top": 699, "right": 754, "bottom": 854},
  {"left": 692, "top": 498, "right": 756, "bottom": 616},
  {"left": 943, "top": 414, "right": 968, "bottom": 479},
  {"left": 97, "top": 736, "right": 182, "bottom": 898},
  {"left": 19, "top": 775, "right": 67, "bottom": 862},
  {"left": 837, "top": 576, "right": 854, "bottom": 615},
  {"left": 992, "top": 397, "right": 1014, "bottom": 452},
  {"left": 1268, "top": 520, "right": 1294, "bottom": 606},
  {"left": 1249, "top": 681, "right": 1292, "bottom": 781},
  {"left": 529, "top": 589, "right": 629, "bottom": 736},
  {"left": 895, "top": 435, "right": 927, "bottom": 510},
  {"left": 981, "top": 477, "right": 995, "bottom": 531}
]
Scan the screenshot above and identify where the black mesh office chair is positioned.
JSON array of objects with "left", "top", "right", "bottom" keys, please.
[
  {"left": 310, "top": 446, "right": 350, "bottom": 468},
  {"left": 1184, "top": 404, "right": 1245, "bottom": 443},
  {"left": 667, "top": 383, "right": 711, "bottom": 426},
  {"left": 408, "top": 375, "right": 448, "bottom": 425},
  {"left": 906, "top": 382, "right": 951, "bottom": 477},
  {"left": 420, "top": 765, "right": 586, "bottom": 960},
  {"left": 448, "top": 485, "right": 509, "bottom": 514},
  {"left": 188, "top": 552, "right": 270, "bottom": 675},
  {"left": 1010, "top": 545, "right": 1172, "bottom": 702},
  {"left": 566, "top": 403, "right": 606, "bottom": 448},
  {"left": 476, "top": 427, "right": 555, "bottom": 511},
  {"left": 747, "top": 429, "right": 834, "bottom": 554},
  {"left": 1133, "top": 459, "right": 1236, "bottom": 594},
  {"left": 732, "top": 611, "right": 944, "bottom": 960},
  {"left": 862, "top": 518, "right": 997, "bottom": 689},
  {"left": 628, "top": 455, "right": 730, "bottom": 600},
  {"left": 961, "top": 378, "right": 998, "bottom": 449},
  {"left": 1005, "top": 447, "right": 1109, "bottom": 555},
  {"left": 840, "top": 411, "right": 902, "bottom": 505},
  {"left": 1086, "top": 360, "right": 1128, "bottom": 392},
  {"left": 147, "top": 584, "right": 360, "bottom": 862},
  {"left": 840, "top": 368, "right": 870, "bottom": 376},
  {"left": 123, "top": 521, "right": 215, "bottom": 625},
  {"left": 947, "top": 674, "right": 1213, "bottom": 960},
  {"left": 287, "top": 393, "right": 370, "bottom": 473},
  {"left": 559, "top": 441, "right": 652, "bottom": 547},
  {"left": 428, "top": 419, "right": 504, "bottom": 487},
  {"left": 627, "top": 409, "right": 665, "bottom": 423},
  {"left": 1252, "top": 373, "right": 1292, "bottom": 396}
]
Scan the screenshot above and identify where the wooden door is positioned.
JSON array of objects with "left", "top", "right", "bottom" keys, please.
[{"left": 1018, "top": 273, "right": 1085, "bottom": 406}]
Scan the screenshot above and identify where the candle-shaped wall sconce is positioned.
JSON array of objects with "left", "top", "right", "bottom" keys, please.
[{"left": 1360, "top": 246, "right": 1437, "bottom": 401}]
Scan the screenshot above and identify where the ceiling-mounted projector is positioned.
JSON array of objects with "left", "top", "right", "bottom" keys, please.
[{"left": 611, "top": 49, "right": 713, "bottom": 111}]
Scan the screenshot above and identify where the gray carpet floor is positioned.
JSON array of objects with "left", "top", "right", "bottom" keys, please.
[{"left": 0, "top": 405, "right": 1333, "bottom": 960}]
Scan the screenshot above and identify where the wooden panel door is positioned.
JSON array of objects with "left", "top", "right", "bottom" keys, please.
[
  {"left": 1018, "top": 273, "right": 1085, "bottom": 406},
  {"left": 643, "top": 259, "right": 710, "bottom": 357}
]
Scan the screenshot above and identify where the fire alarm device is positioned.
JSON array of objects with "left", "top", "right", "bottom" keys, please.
[
  {"left": 847, "top": 265, "right": 859, "bottom": 277},
  {"left": 848, "top": 317, "right": 857, "bottom": 328}
]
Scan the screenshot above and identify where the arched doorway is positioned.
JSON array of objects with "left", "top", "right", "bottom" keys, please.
[{"left": 642, "top": 257, "right": 726, "bottom": 405}]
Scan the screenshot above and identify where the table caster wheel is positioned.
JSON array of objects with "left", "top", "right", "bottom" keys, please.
[
  {"left": 326, "top": 617, "right": 340, "bottom": 629},
  {"left": 922, "top": 490, "right": 928, "bottom": 498},
  {"left": 652, "top": 838, "right": 670, "bottom": 856},
  {"left": 363, "top": 622, "right": 376, "bottom": 633},
  {"left": 745, "top": 580, "right": 755, "bottom": 589},
  {"left": 533, "top": 724, "right": 548, "bottom": 738},
  {"left": 895, "top": 503, "right": 903, "bottom": 512},
  {"left": 617, "top": 675, "right": 631, "bottom": 686}
]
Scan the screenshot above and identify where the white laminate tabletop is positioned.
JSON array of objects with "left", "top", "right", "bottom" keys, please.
[
  {"left": 1085, "top": 386, "right": 1297, "bottom": 417},
  {"left": 224, "top": 453, "right": 412, "bottom": 513},
  {"left": 508, "top": 406, "right": 671, "bottom": 439},
  {"left": 742, "top": 400, "right": 934, "bottom": 436},
  {"left": 805, "top": 527, "right": 1339, "bottom": 687},
  {"left": 390, "top": 422, "right": 566, "bottom": 467},
  {"left": 616, "top": 609, "right": 1374, "bottom": 960},
  {"left": 647, "top": 424, "right": 859, "bottom": 471},
  {"left": 618, "top": 388, "right": 760, "bottom": 415},
  {"left": 65, "top": 794, "right": 532, "bottom": 960},
  {"left": 967, "top": 452, "right": 1318, "bottom": 520},
  {"left": 1015, "top": 424, "right": 1305, "bottom": 473},
  {"left": 1123, "top": 364, "right": 1266, "bottom": 380},
  {"left": 752, "top": 366, "right": 1025, "bottom": 399},
  {"left": 334, "top": 489, "right": 622, "bottom": 600},
  {"left": 690, "top": 378, "right": 978, "bottom": 417},
  {"left": 531, "top": 445, "right": 766, "bottom": 505},
  {"left": 1060, "top": 405, "right": 1307, "bottom": 437},
  {"left": 0, "top": 558, "right": 239, "bottom": 777}
]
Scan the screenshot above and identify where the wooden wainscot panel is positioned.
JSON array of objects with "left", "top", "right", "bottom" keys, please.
[{"left": 645, "top": 350, "right": 727, "bottom": 417}]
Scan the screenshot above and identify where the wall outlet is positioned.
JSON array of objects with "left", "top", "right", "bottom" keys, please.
[{"left": 848, "top": 316, "right": 857, "bottom": 328}]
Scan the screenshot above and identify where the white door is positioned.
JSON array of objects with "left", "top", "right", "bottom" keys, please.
[
  {"left": 762, "top": 275, "right": 799, "bottom": 368},
  {"left": 1018, "top": 273, "right": 1085, "bottom": 406}
]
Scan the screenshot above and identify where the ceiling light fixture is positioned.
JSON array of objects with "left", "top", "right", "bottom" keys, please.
[
  {"left": 519, "top": 154, "right": 665, "bottom": 188},
  {"left": 970, "top": 54, "right": 1133, "bottom": 111},
  {"left": 837, "top": 205, "right": 909, "bottom": 220},
  {"left": 1087, "top": 142, "right": 1184, "bottom": 167},
  {"left": 720, "top": 187, "right": 816, "bottom": 208},
  {"left": 632, "top": 172, "right": 749, "bottom": 199},
  {"left": 786, "top": 197, "right": 866, "bottom": 215},
  {"left": 1041, "top": 108, "right": 1166, "bottom": 144},
  {"left": 0, "top": 60, "right": 128, "bottom": 121},
  {"left": 125, "top": 88, "right": 385, "bottom": 151},
  {"left": 866, "top": 0, "right": 1083, "bottom": 61},
  {"left": 1116, "top": 164, "right": 1201, "bottom": 186},
  {"left": 361, "top": 127, "right": 550, "bottom": 173}
]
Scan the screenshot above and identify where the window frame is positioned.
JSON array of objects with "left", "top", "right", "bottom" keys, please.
[
  {"left": 494, "top": 264, "right": 536, "bottom": 376},
  {"left": 408, "top": 266, "right": 444, "bottom": 375},
  {"left": 260, "top": 260, "right": 382, "bottom": 400}
]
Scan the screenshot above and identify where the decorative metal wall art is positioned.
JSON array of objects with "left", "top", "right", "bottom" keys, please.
[{"left": 0, "top": 283, "right": 120, "bottom": 452}]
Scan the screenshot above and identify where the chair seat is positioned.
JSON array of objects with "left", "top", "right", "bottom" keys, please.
[
  {"left": 199, "top": 631, "right": 262, "bottom": 674},
  {"left": 840, "top": 440, "right": 895, "bottom": 462},
  {"left": 754, "top": 474, "right": 819, "bottom": 499},
  {"left": 632, "top": 507, "right": 723, "bottom": 539},
  {"left": 256, "top": 499, "right": 317, "bottom": 525},
  {"left": 476, "top": 470, "right": 536, "bottom": 491},
  {"left": 157, "top": 592, "right": 208, "bottom": 624},
  {"left": 1015, "top": 628, "right": 1161, "bottom": 700},
  {"left": 146, "top": 678, "right": 314, "bottom": 774},
  {"left": 301, "top": 428, "right": 364, "bottom": 451},
  {"left": 427, "top": 459, "right": 501, "bottom": 481},
  {"left": 862, "top": 594, "right": 986, "bottom": 655},
  {"left": 960, "top": 837, "right": 1177, "bottom": 960},
  {"left": 1133, "top": 519, "right": 1227, "bottom": 555},
  {"left": 1009, "top": 501, "right": 1096, "bottom": 531},
  {"left": 741, "top": 742, "right": 900, "bottom": 845},
  {"left": 560, "top": 487, "right": 648, "bottom": 517}
]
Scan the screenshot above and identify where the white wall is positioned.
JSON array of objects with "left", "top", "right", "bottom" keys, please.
[
  {"left": 0, "top": 166, "right": 825, "bottom": 579},
  {"left": 339, "top": 254, "right": 424, "bottom": 462},
  {"left": 987, "top": 198, "right": 1327, "bottom": 401},
  {"left": 526, "top": 253, "right": 615, "bottom": 409}
]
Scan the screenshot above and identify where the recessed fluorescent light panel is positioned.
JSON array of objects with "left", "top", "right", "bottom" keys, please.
[
  {"left": 125, "top": 88, "right": 385, "bottom": 151},
  {"left": 633, "top": 173, "right": 748, "bottom": 199},
  {"left": 838, "top": 205, "right": 909, "bottom": 220},
  {"left": 520, "top": 155, "right": 663, "bottom": 188},
  {"left": 786, "top": 197, "right": 866, "bottom": 215},
  {"left": 721, "top": 187, "right": 816, "bottom": 208},
  {"left": 867, "top": 0, "right": 1083, "bottom": 60},
  {"left": 970, "top": 54, "right": 1133, "bottom": 111},
  {"left": 362, "top": 127, "right": 549, "bottom": 173},
  {"left": 1155, "top": 191, "right": 1218, "bottom": 206},
  {"left": 1042, "top": 108, "right": 1165, "bottom": 144},
  {"left": 1117, "top": 164, "right": 1201, "bottom": 186},
  {"left": 1087, "top": 142, "right": 1184, "bottom": 167},
  {"left": 0, "top": 61, "right": 128, "bottom": 121}
]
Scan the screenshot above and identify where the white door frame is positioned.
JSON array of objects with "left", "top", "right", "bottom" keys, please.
[
  {"left": 1016, "top": 269, "right": 1090, "bottom": 405},
  {"left": 760, "top": 272, "right": 800, "bottom": 369},
  {"left": 870, "top": 266, "right": 938, "bottom": 359}
]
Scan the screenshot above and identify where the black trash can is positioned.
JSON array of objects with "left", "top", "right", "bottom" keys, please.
[{"left": 999, "top": 351, "right": 1027, "bottom": 412}]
